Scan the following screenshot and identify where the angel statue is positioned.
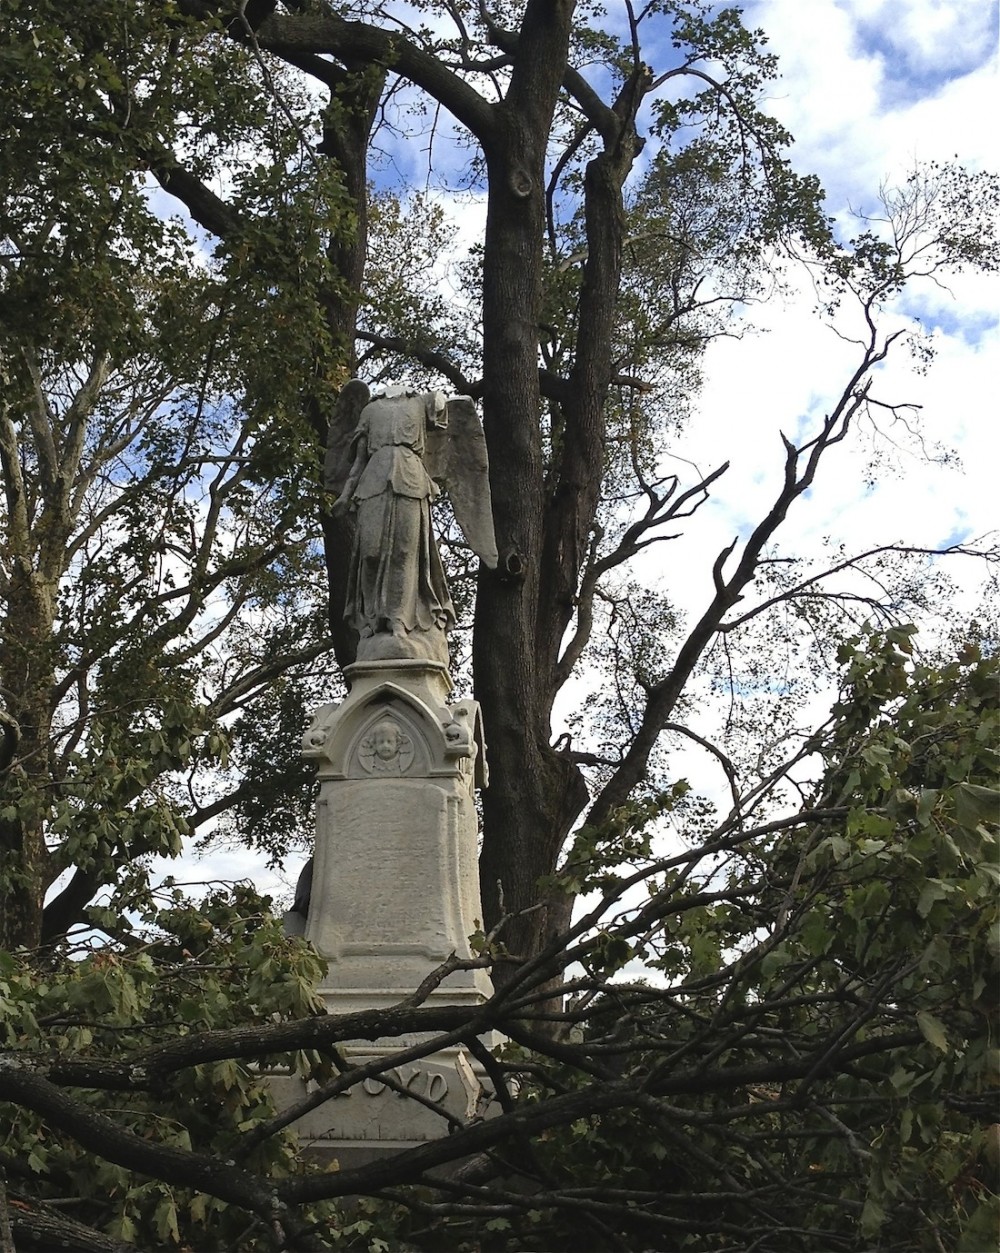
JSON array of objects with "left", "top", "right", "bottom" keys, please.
[{"left": 326, "top": 381, "right": 498, "bottom": 665}]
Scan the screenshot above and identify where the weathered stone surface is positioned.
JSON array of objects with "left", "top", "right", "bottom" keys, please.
[
  {"left": 269, "top": 1045, "right": 494, "bottom": 1162},
  {"left": 327, "top": 387, "right": 497, "bottom": 666},
  {"left": 285, "top": 657, "right": 496, "bottom": 1155},
  {"left": 307, "top": 777, "right": 489, "bottom": 999}
]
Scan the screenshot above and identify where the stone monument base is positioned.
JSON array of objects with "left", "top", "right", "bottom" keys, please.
[
  {"left": 284, "top": 656, "right": 499, "bottom": 1163},
  {"left": 269, "top": 1036, "right": 497, "bottom": 1168}
]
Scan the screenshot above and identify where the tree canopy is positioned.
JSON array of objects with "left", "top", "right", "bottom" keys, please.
[
  {"left": 2, "top": 629, "right": 997, "bottom": 1250},
  {"left": 1, "top": 1, "right": 998, "bottom": 1249}
]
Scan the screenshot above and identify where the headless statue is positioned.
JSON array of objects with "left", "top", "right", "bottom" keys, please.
[{"left": 328, "top": 384, "right": 497, "bottom": 666}]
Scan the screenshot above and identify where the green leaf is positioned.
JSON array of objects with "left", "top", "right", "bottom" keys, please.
[
  {"left": 953, "top": 783, "right": 1000, "bottom": 831},
  {"left": 153, "top": 1195, "right": 180, "bottom": 1245},
  {"left": 979, "top": 860, "right": 1000, "bottom": 885},
  {"left": 860, "top": 1196, "right": 886, "bottom": 1237},
  {"left": 110, "top": 1213, "right": 138, "bottom": 1244},
  {"left": 956, "top": 1194, "right": 1000, "bottom": 1253},
  {"left": 916, "top": 879, "right": 951, "bottom": 919},
  {"left": 915, "top": 1010, "right": 950, "bottom": 1054},
  {"left": 799, "top": 910, "right": 832, "bottom": 956}
]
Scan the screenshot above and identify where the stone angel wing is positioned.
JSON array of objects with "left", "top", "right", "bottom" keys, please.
[
  {"left": 424, "top": 397, "right": 499, "bottom": 570},
  {"left": 323, "top": 378, "right": 371, "bottom": 494}
]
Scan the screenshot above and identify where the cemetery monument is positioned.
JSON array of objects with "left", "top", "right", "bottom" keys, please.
[{"left": 275, "top": 383, "right": 499, "bottom": 1158}]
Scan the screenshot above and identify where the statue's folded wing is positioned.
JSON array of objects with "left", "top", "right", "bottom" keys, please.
[
  {"left": 324, "top": 378, "right": 371, "bottom": 494},
  {"left": 425, "top": 397, "right": 498, "bottom": 569}
]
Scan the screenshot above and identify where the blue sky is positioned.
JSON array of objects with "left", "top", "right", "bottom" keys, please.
[
  {"left": 577, "top": 0, "right": 999, "bottom": 816},
  {"left": 847, "top": 0, "right": 997, "bottom": 100},
  {"left": 183, "top": 0, "right": 1000, "bottom": 904},
  {"left": 680, "top": 0, "right": 997, "bottom": 551},
  {"left": 738, "top": 0, "right": 998, "bottom": 192}
]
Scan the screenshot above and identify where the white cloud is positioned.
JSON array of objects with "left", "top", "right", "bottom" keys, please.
[
  {"left": 743, "top": 0, "right": 998, "bottom": 201},
  {"left": 148, "top": 845, "right": 297, "bottom": 910},
  {"left": 665, "top": 1, "right": 999, "bottom": 599},
  {"left": 170, "top": 0, "right": 998, "bottom": 905},
  {"left": 836, "top": 0, "right": 997, "bottom": 77}
]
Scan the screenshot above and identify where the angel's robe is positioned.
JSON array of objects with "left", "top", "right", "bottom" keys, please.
[{"left": 345, "top": 393, "right": 456, "bottom": 642}]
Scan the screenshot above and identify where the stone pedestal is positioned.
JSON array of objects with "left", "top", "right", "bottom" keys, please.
[
  {"left": 268, "top": 1045, "right": 493, "bottom": 1163},
  {"left": 286, "top": 659, "right": 496, "bottom": 1158}
]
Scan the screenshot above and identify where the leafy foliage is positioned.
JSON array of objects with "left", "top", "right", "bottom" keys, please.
[
  {"left": 1, "top": 632, "right": 996, "bottom": 1251},
  {"left": 0, "top": 0, "right": 343, "bottom": 945},
  {"left": 2, "top": 1, "right": 998, "bottom": 1249},
  {"left": 0, "top": 886, "right": 338, "bottom": 1250}
]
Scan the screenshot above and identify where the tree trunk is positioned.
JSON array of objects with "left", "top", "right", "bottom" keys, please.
[
  {"left": 0, "top": 566, "right": 56, "bottom": 949},
  {"left": 473, "top": 2, "right": 588, "bottom": 988},
  {"left": 314, "top": 66, "right": 385, "bottom": 670}
]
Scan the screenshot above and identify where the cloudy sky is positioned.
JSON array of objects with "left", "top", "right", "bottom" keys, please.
[
  {"left": 175, "top": 0, "right": 998, "bottom": 905},
  {"left": 620, "top": 0, "right": 999, "bottom": 825},
  {"left": 687, "top": 0, "right": 997, "bottom": 571}
]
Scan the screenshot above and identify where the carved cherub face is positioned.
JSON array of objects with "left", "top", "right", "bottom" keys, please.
[{"left": 373, "top": 720, "right": 400, "bottom": 761}]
